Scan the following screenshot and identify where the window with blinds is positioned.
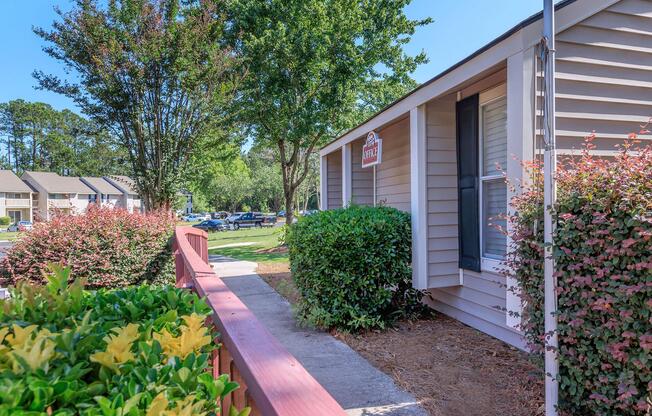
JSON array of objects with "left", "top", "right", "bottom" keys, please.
[{"left": 480, "top": 96, "right": 507, "bottom": 260}]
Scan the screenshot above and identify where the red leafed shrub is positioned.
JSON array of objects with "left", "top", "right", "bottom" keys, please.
[
  {"left": 505, "top": 133, "right": 652, "bottom": 415},
  {"left": 0, "top": 205, "right": 176, "bottom": 288}
]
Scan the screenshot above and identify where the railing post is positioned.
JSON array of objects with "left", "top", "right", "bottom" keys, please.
[{"left": 172, "top": 238, "right": 184, "bottom": 288}]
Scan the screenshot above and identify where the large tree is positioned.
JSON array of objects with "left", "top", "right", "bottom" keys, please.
[
  {"left": 226, "top": 0, "right": 429, "bottom": 224},
  {"left": 34, "top": 0, "right": 241, "bottom": 210},
  {"left": 0, "top": 100, "right": 128, "bottom": 175}
]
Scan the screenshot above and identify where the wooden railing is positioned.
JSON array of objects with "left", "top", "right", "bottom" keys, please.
[{"left": 172, "top": 227, "right": 347, "bottom": 416}]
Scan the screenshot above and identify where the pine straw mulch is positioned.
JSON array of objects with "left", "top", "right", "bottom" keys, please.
[
  {"left": 335, "top": 318, "right": 544, "bottom": 416},
  {"left": 256, "top": 262, "right": 544, "bottom": 416}
]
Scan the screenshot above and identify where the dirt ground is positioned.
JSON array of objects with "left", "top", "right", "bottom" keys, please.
[
  {"left": 256, "top": 263, "right": 544, "bottom": 416},
  {"left": 256, "top": 262, "right": 301, "bottom": 304}
]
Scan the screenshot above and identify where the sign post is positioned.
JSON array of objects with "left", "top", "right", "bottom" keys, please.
[{"left": 362, "top": 131, "right": 382, "bottom": 206}]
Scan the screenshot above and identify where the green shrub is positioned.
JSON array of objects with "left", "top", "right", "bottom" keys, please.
[
  {"left": 286, "top": 205, "right": 425, "bottom": 331},
  {"left": 0, "top": 264, "right": 249, "bottom": 415},
  {"left": 0, "top": 205, "right": 175, "bottom": 288},
  {"left": 505, "top": 138, "right": 651, "bottom": 415},
  {"left": 0, "top": 216, "right": 10, "bottom": 226}
]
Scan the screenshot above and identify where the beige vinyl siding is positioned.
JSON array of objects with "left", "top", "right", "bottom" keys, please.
[
  {"left": 425, "top": 84, "right": 523, "bottom": 348},
  {"left": 537, "top": 0, "right": 652, "bottom": 154},
  {"left": 350, "top": 137, "right": 374, "bottom": 206},
  {"left": 375, "top": 118, "right": 411, "bottom": 211},
  {"left": 326, "top": 150, "right": 342, "bottom": 209},
  {"left": 425, "top": 96, "right": 459, "bottom": 288}
]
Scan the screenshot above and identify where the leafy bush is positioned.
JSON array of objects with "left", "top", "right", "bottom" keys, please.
[
  {"left": 286, "top": 205, "right": 425, "bottom": 331},
  {"left": 0, "top": 264, "right": 249, "bottom": 415},
  {"left": 0, "top": 216, "right": 10, "bottom": 226},
  {"left": 505, "top": 136, "right": 652, "bottom": 415},
  {"left": 0, "top": 205, "right": 175, "bottom": 288}
]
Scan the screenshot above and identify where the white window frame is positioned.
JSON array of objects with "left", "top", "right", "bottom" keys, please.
[{"left": 479, "top": 84, "right": 507, "bottom": 273}]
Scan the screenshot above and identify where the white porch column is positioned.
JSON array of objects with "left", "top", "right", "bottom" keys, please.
[
  {"left": 320, "top": 155, "right": 328, "bottom": 210},
  {"left": 505, "top": 47, "right": 536, "bottom": 329},
  {"left": 410, "top": 105, "right": 428, "bottom": 290},
  {"left": 341, "top": 143, "right": 352, "bottom": 207}
]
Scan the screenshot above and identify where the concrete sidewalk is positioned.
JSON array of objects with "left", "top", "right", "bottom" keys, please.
[{"left": 210, "top": 255, "right": 427, "bottom": 416}]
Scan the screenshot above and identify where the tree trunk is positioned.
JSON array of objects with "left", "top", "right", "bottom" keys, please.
[{"left": 284, "top": 189, "right": 295, "bottom": 226}]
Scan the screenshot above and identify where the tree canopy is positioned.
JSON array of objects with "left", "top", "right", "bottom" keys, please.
[
  {"left": 34, "top": 0, "right": 241, "bottom": 210},
  {"left": 225, "top": 0, "right": 430, "bottom": 223},
  {"left": 0, "top": 99, "right": 128, "bottom": 176}
]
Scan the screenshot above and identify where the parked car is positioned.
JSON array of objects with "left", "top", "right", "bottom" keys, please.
[
  {"left": 227, "top": 212, "right": 277, "bottom": 230},
  {"left": 193, "top": 219, "right": 226, "bottom": 232},
  {"left": 211, "top": 211, "right": 230, "bottom": 220},
  {"left": 182, "top": 213, "right": 208, "bottom": 222},
  {"left": 8, "top": 221, "right": 33, "bottom": 232}
]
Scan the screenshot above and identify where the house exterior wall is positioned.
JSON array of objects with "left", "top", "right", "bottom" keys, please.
[
  {"left": 73, "top": 194, "right": 93, "bottom": 214},
  {"left": 425, "top": 96, "right": 460, "bottom": 288},
  {"left": 541, "top": 0, "right": 652, "bottom": 154},
  {"left": 21, "top": 176, "right": 49, "bottom": 221},
  {"left": 375, "top": 118, "right": 411, "bottom": 211},
  {"left": 424, "top": 78, "right": 525, "bottom": 349},
  {"left": 326, "top": 150, "right": 342, "bottom": 209},
  {"left": 101, "top": 195, "right": 121, "bottom": 208},
  {"left": 317, "top": 0, "right": 651, "bottom": 350},
  {"left": 0, "top": 193, "right": 32, "bottom": 221},
  {"left": 128, "top": 196, "right": 143, "bottom": 213},
  {"left": 350, "top": 137, "right": 374, "bottom": 206}
]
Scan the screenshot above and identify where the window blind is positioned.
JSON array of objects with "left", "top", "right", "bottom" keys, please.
[
  {"left": 482, "top": 180, "right": 507, "bottom": 258},
  {"left": 482, "top": 97, "right": 508, "bottom": 176}
]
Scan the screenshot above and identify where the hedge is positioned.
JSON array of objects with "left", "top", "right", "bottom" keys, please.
[
  {"left": 0, "top": 216, "right": 10, "bottom": 226},
  {"left": 0, "top": 264, "right": 249, "bottom": 415},
  {"left": 286, "top": 205, "right": 426, "bottom": 331},
  {"left": 0, "top": 205, "right": 175, "bottom": 288},
  {"left": 505, "top": 136, "right": 651, "bottom": 415}
]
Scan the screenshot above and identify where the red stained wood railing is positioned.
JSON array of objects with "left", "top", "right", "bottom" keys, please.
[{"left": 172, "top": 227, "right": 347, "bottom": 416}]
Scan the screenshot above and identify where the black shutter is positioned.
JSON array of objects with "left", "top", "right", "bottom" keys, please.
[{"left": 456, "top": 94, "right": 481, "bottom": 272}]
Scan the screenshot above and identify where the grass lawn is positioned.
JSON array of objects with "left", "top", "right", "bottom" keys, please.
[
  {"left": 207, "top": 226, "right": 288, "bottom": 263},
  {"left": 0, "top": 232, "right": 20, "bottom": 241}
]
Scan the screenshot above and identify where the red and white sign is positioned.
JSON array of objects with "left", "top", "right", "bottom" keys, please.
[{"left": 362, "top": 131, "right": 382, "bottom": 168}]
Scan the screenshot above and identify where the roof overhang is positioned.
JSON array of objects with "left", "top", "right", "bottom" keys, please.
[{"left": 320, "top": 0, "right": 619, "bottom": 156}]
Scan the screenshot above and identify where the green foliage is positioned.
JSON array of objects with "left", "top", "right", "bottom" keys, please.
[
  {"left": 505, "top": 139, "right": 652, "bottom": 415},
  {"left": 0, "top": 217, "right": 10, "bottom": 226},
  {"left": 226, "top": 0, "right": 430, "bottom": 224},
  {"left": 286, "top": 206, "right": 427, "bottom": 331},
  {"left": 34, "top": 0, "right": 241, "bottom": 210},
  {"left": 0, "top": 100, "right": 128, "bottom": 176},
  {"left": 0, "top": 265, "right": 248, "bottom": 415},
  {"left": 1, "top": 206, "right": 175, "bottom": 288}
]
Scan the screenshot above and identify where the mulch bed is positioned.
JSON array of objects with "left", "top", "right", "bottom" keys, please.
[
  {"left": 336, "top": 318, "right": 544, "bottom": 416},
  {"left": 256, "top": 262, "right": 301, "bottom": 304},
  {"left": 256, "top": 262, "right": 544, "bottom": 416}
]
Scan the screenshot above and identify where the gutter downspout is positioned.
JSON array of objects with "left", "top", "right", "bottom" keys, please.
[{"left": 542, "top": 1, "right": 559, "bottom": 415}]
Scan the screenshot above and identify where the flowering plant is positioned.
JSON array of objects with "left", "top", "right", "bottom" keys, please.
[
  {"left": 0, "top": 265, "right": 250, "bottom": 416},
  {"left": 504, "top": 131, "right": 652, "bottom": 415},
  {"left": 0, "top": 205, "right": 176, "bottom": 288}
]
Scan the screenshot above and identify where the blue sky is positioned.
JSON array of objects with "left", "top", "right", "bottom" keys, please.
[{"left": 0, "top": 0, "right": 552, "bottom": 113}]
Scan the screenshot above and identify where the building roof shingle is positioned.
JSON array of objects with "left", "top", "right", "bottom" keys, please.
[
  {"left": 0, "top": 170, "right": 32, "bottom": 193},
  {"left": 23, "top": 171, "right": 95, "bottom": 194},
  {"left": 104, "top": 175, "right": 139, "bottom": 195},
  {"left": 81, "top": 177, "right": 123, "bottom": 195}
]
